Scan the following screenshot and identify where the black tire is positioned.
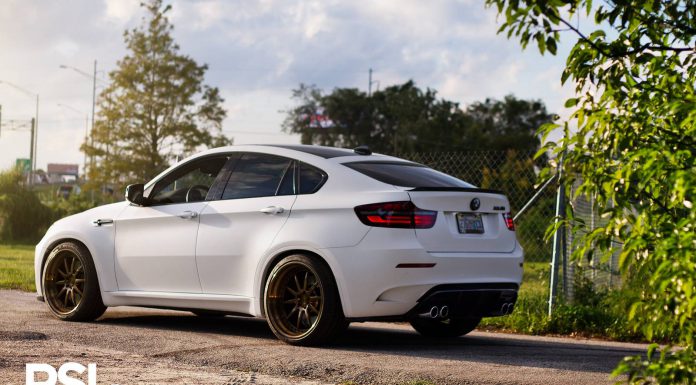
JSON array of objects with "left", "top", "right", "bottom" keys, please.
[
  {"left": 410, "top": 317, "right": 481, "bottom": 338},
  {"left": 42, "top": 241, "right": 106, "bottom": 321},
  {"left": 263, "top": 254, "right": 345, "bottom": 346}
]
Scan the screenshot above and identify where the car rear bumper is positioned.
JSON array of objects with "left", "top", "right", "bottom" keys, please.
[
  {"left": 407, "top": 283, "right": 518, "bottom": 319},
  {"left": 322, "top": 228, "right": 524, "bottom": 319}
]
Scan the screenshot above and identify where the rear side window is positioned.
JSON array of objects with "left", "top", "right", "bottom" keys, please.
[
  {"left": 344, "top": 161, "right": 474, "bottom": 188},
  {"left": 298, "top": 162, "right": 327, "bottom": 194},
  {"left": 222, "top": 153, "right": 292, "bottom": 199}
]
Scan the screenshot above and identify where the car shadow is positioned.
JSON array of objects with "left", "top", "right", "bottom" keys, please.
[{"left": 97, "top": 310, "right": 645, "bottom": 374}]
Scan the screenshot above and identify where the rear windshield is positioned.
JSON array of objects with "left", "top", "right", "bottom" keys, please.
[{"left": 344, "top": 161, "right": 475, "bottom": 188}]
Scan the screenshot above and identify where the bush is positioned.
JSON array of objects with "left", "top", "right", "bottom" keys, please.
[
  {"left": 0, "top": 169, "right": 53, "bottom": 243},
  {"left": 44, "top": 192, "right": 101, "bottom": 218}
]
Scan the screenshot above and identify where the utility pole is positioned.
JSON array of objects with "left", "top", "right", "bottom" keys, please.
[
  {"left": 33, "top": 94, "right": 39, "bottom": 183},
  {"left": 90, "top": 60, "right": 97, "bottom": 174},
  {"left": 29, "top": 118, "right": 35, "bottom": 185},
  {"left": 368, "top": 68, "right": 373, "bottom": 96},
  {"left": 0, "top": 80, "right": 40, "bottom": 185}
]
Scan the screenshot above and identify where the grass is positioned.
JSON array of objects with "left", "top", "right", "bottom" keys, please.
[
  {"left": 479, "top": 261, "right": 551, "bottom": 333},
  {"left": 0, "top": 243, "right": 35, "bottom": 291}
]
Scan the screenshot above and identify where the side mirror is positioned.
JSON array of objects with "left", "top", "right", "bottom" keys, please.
[{"left": 125, "top": 183, "right": 146, "bottom": 206}]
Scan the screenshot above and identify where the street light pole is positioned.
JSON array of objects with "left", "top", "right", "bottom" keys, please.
[
  {"left": 60, "top": 60, "right": 98, "bottom": 177},
  {"left": 91, "top": 60, "right": 97, "bottom": 166},
  {"left": 57, "top": 103, "right": 89, "bottom": 178}
]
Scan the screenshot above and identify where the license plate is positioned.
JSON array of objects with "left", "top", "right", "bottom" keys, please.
[{"left": 456, "top": 213, "right": 484, "bottom": 234}]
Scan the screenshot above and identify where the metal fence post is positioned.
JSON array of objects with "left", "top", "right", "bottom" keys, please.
[{"left": 548, "top": 152, "right": 565, "bottom": 316}]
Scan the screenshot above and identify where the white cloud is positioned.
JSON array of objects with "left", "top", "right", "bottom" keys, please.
[
  {"left": 51, "top": 39, "right": 80, "bottom": 57},
  {"left": 0, "top": 0, "right": 576, "bottom": 170},
  {"left": 103, "top": 0, "right": 140, "bottom": 22}
]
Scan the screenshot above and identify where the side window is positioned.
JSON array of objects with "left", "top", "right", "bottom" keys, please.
[
  {"left": 149, "top": 156, "right": 229, "bottom": 205},
  {"left": 298, "top": 162, "right": 327, "bottom": 194},
  {"left": 222, "top": 153, "right": 293, "bottom": 200}
]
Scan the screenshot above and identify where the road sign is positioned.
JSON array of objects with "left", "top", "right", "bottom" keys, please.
[{"left": 16, "top": 158, "right": 31, "bottom": 174}]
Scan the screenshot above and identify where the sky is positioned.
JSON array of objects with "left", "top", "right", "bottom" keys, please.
[{"left": 0, "top": 0, "right": 576, "bottom": 172}]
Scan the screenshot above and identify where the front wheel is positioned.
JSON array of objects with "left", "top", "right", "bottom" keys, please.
[
  {"left": 263, "top": 254, "right": 345, "bottom": 346},
  {"left": 42, "top": 242, "right": 106, "bottom": 321},
  {"left": 410, "top": 317, "right": 481, "bottom": 338}
]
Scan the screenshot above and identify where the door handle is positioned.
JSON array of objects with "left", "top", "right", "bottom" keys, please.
[
  {"left": 178, "top": 210, "right": 198, "bottom": 219},
  {"left": 92, "top": 218, "right": 114, "bottom": 227},
  {"left": 259, "top": 206, "right": 285, "bottom": 215}
]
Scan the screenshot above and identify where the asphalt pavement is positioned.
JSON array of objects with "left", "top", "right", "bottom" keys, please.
[{"left": 0, "top": 290, "right": 647, "bottom": 385}]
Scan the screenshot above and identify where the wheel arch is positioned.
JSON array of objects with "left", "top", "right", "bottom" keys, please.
[{"left": 257, "top": 248, "right": 347, "bottom": 318}]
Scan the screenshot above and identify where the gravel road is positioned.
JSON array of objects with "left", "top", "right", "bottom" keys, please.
[{"left": 0, "top": 290, "right": 646, "bottom": 385}]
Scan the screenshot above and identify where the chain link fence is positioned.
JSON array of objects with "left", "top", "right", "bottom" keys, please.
[
  {"left": 400, "top": 150, "right": 556, "bottom": 263},
  {"left": 564, "top": 178, "right": 622, "bottom": 300}
]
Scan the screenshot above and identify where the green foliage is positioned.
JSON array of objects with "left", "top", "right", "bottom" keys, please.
[
  {"left": 614, "top": 346, "right": 696, "bottom": 385},
  {"left": 283, "top": 82, "right": 553, "bottom": 154},
  {"left": 0, "top": 244, "right": 35, "bottom": 291},
  {"left": 0, "top": 169, "right": 52, "bottom": 243},
  {"left": 485, "top": 0, "right": 696, "bottom": 382},
  {"left": 83, "top": 0, "right": 231, "bottom": 193}
]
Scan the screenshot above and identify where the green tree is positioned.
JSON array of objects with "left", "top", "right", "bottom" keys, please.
[
  {"left": 485, "top": 0, "right": 696, "bottom": 382},
  {"left": 83, "top": 0, "right": 231, "bottom": 193},
  {"left": 468, "top": 96, "right": 551, "bottom": 153},
  {"left": 283, "top": 81, "right": 552, "bottom": 154}
]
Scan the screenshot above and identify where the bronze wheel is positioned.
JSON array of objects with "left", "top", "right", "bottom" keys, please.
[
  {"left": 44, "top": 249, "right": 85, "bottom": 315},
  {"left": 42, "top": 242, "right": 106, "bottom": 321},
  {"left": 264, "top": 254, "right": 345, "bottom": 345}
]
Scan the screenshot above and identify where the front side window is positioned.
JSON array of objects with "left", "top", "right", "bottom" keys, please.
[
  {"left": 222, "top": 153, "right": 293, "bottom": 200},
  {"left": 149, "top": 156, "right": 228, "bottom": 205}
]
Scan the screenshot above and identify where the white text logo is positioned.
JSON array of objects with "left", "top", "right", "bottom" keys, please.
[{"left": 25, "top": 363, "right": 97, "bottom": 385}]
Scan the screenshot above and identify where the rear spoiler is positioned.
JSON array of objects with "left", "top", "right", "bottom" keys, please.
[{"left": 408, "top": 187, "right": 504, "bottom": 195}]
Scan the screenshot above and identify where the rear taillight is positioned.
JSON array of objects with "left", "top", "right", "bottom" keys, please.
[
  {"left": 503, "top": 212, "right": 515, "bottom": 231},
  {"left": 354, "top": 201, "right": 437, "bottom": 229}
]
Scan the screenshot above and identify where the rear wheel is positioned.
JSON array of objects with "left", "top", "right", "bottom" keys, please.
[
  {"left": 42, "top": 242, "right": 106, "bottom": 321},
  {"left": 410, "top": 317, "right": 481, "bottom": 338},
  {"left": 264, "top": 254, "right": 345, "bottom": 346}
]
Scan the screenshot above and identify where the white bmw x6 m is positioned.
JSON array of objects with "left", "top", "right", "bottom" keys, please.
[{"left": 35, "top": 144, "right": 523, "bottom": 345}]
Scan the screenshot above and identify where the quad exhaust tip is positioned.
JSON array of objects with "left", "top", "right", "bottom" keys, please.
[
  {"left": 425, "top": 305, "right": 450, "bottom": 319},
  {"left": 429, "top": 306, "right": 439, "bottom": 319},
  {"left": 501, "top": 303, "right": 514, "bottom": 315}
]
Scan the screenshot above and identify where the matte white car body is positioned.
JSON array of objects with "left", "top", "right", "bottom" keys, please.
[{"left": 35, "top": 145, "right": 523, "bottom": 320}]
